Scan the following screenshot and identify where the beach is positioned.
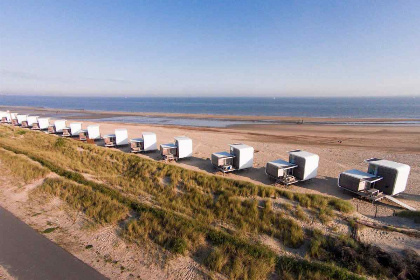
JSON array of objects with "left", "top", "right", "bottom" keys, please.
[
  {"left": 1, "top": 106, "right": 420, "bottom": 279},
  {"left": 3, "top": 105, "right": 419, "bottom": 214}
]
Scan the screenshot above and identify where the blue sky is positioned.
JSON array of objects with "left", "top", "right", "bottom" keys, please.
[{"left": 1, "top": 0, "right": 419, "bottom": 96}]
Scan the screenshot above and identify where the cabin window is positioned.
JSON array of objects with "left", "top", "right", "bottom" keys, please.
[{"left": 368, "top": 165, "right": 378, "bottom": 175}]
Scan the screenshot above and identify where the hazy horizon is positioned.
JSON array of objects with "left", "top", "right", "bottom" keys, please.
[
  {"left": 1, "top": 1, "right": 420, "bottom": 97},
  {"left": 1, "top": 93, "right": 419, "bottom": 98}
]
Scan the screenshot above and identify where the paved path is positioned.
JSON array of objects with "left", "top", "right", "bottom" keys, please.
[{"left": 0, "top": 206, "right": 108, "bottom": 280}]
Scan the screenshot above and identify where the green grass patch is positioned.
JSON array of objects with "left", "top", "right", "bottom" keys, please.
[
  {"left": 307, "top": 230, "right": 420, "bottom": 279},
  {"left": 0, "top": 147, "right": 49, "bottom": 183},
  {"left": 295, "top": 205, "right": 309, "bottom": 222},
  {"left": 37, "top": 178, "right": 129, "bottom": 224},
  {"left": 43, "top": 227, "right": 58, "bottom": 233}
]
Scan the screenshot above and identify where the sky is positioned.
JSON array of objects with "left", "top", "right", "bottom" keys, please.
[{"left": 0, "top": 0, "right": 419, "bottom": 97}]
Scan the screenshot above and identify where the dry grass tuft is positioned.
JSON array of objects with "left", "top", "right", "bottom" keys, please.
[{"left": 0, "top": 147, "right": 49, "bottom": 183}]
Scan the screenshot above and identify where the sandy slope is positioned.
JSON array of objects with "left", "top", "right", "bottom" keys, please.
[{"left": 0, "top": 164, "right": 223, "bottom": 280}]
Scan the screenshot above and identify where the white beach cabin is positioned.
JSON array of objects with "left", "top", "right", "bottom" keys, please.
[
  {"left": 175, "top": 136, "right": 193, "bottom": 159},
  {"left": 211, "top": 143, "right": 254, "bottom": 173},
  {"left": 338, "top": 158, "right": 410, "bottom": 200},
  {"left": 69, "top": 123, "right": 83, "bottom": 137},
  {"left": 0, "top": 111, "right": 8, "bottom": 123},
  {"left": 130, "top": 132, "right": 157, "bottom": 153},
  {"left": 104, "top": 129, "right": 128, "bottom": 147},
  {"left": 116, "top": 129, "right": 129, "bottom": 146},
  {"left": 37, "top": 118, "right": 50, "bottom": 130},
  {"left": 160, "top": 136, "right": 192, "bottom": 161},
  {"left": 366, "top": 159, "right": 410, "bottom": 196},
  {"left": 79, "top": 125, "right": 101, "bottom": 142},
  {"left": 16, "top": 114, "right": 28, "bottom": 126},
  {"left": 48, "top": 120, "right": 67, "bottom": 134},
  {"left": 1, "top": 111, "right": 13, "bottom": 123},
  {"left": 27, "top": 116, "right": 39, "bottom": 128},
  {"left": 55, "top": 120, "right": 67, "bottom": 134},
  {"left": 10, "top": 113, "right": 18, "bottom": 125},
  {"left": 87, "top": 125, "right": 101, "bottom": 140},
  {"left": 265, "top": 150, "right": 319, "bottom": 185}
]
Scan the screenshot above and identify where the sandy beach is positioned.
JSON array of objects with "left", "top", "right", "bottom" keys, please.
[
  {"left": 3, "top": 105, "right": 419, "bottom": 215},
  {"left": 1, "top": 106, "right": 420, "bottom": 279}
]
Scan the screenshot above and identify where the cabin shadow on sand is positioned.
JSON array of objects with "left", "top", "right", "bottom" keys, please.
[
  {"left": 299, "top": 176, "right": 352, "bottom": 198},
  {"left": 178, "top": 156, "right": 216, "bottom": 173}
]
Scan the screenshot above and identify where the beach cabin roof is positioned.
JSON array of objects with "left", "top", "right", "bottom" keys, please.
[
  {"left": 365, "top": 158, "right": 409, "bottom": 170},
  {"left": 341, "top": 169, "right": 382, "bottom": 183},
  {"left": 143, "top": 132, "right": 155, "bottom": 136},
  {"left": 161, "top": 143, "right": 177, "bottom": 149},
  {"left": 174, "top": 136, "right": 191, "bottom": 141},
  {"left": 212, "top": 151, "right": 235, "bottom": 159},
  {"left": 229, "top": 143, "right": 252, "bottom": 150},
  {"left": 27, "top": 116, "right": 39, "bottom": 125},
  {"left": 17, "top": 114, "right": 28, "bottom": 123},
  {"left": 288, "top": 150, "right": 318, "bottom": 159},
  {"left": 267, "top": 159, "right": 298, "bottom": 170},
  {"left": 103, "top": 134, "right": 116, "bottom": 138}
]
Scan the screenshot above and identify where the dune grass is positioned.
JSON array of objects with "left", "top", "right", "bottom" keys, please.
[
  {"left": 37, "top": 178, "right": 129, "bottom": 224},
  {"left": 0, "top": 147, "right": 49, "bottom": 183},
  {"left": 2, "top": 125, "right": 410, "bottom": 280},
  {"left": 0, "top": 126, "right": 345, "bottom": 247},
  {"left": 308, "top": 229, "right": 420, "bottom": 279},
  {"left": 0, "top": 126, "right": 353, "bottom": 212}
]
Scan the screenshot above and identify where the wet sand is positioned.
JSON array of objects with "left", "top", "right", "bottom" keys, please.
[{"left": 1, "top": 105, "right": 419, "bottom": 124}]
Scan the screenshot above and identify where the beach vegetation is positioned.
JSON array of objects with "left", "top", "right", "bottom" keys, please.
[
  {"left": 295, "top": 205, "right": 309, "bottom": 222},
  {"left": 0, "top": 147, "right": 49, "bottom": 183},
  {"left": 307, "top": 230, "right": 420, "bottom": 279},
  {"left": 36, "top": 178, "right": 129, "bottom": 224},
  {"left": 42, "top": 227, "right": 58, "bottom": 233},
  {"left": 0, "top": 125, "right": 416, "bottom": 280}
]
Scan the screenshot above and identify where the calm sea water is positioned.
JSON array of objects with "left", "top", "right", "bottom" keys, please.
[{"left": 1, "top": 95, "right": 419, "bottom": 119}]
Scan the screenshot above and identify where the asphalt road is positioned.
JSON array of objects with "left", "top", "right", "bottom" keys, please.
[{"left": 0, "top": 206, "right": 108, "bottom": 280}]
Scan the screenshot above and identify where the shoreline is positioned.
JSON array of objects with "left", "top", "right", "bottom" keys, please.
[{"left": 1, "top": 105, "right": 419, "bottom": 127}]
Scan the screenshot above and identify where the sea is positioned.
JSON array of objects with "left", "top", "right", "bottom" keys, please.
[{"left": 1, "top": 95, "right": 419, "bottom": 127}]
